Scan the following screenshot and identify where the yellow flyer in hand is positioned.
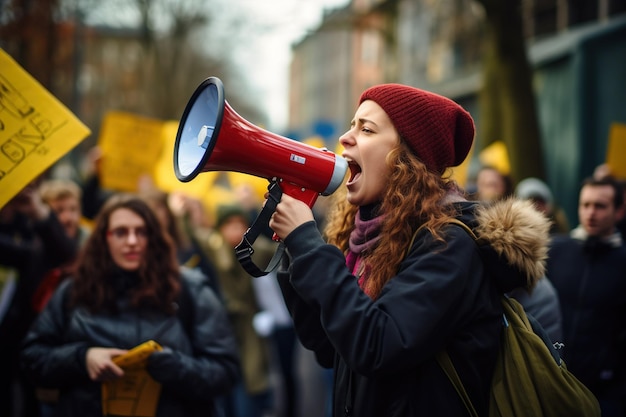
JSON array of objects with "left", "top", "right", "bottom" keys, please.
[
  {"left": 102, "top": 340, "right": 163, "bottom": 417},
  {"left": 0, "top": 49, "right": 91, "bottom": 208}
]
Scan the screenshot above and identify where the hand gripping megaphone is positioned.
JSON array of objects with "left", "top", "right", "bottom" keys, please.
[{"left": 173, "top": 77, "right": 348, "bottom": 276}]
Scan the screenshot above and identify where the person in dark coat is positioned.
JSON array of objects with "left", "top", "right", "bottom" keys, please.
[
  {"left": 0, "top": 179, "right": 78, "bottom": 417},
  {"left": 268, "top": 84, "right": 551, "bottom": 417},
  {"left": 20, "top": 194, "right": 239, "bottom": 417},
  {"left": 546, "top": 176, "right": 626, "bottom": 416}
]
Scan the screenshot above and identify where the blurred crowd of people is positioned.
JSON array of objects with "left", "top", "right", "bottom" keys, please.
[
  {"left": 2, "top": 139, "right": 626, "bottom": 417},
  {"left": 469, "top": 162, "right": 626, "bottom": 415},
  {"left": 0, "top": 147, "right": 332, "bottom": 417}
]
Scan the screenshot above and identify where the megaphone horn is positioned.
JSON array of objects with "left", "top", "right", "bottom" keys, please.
[
  {"left": 174, "top": 76, "right": 348, "bottom": 208},
  {"left": 174, "top": 77, "right": 348, "bottom": 277}
]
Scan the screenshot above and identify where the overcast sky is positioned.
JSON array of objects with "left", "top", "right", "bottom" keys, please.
[
  {"left": 218, "top": 0, "right": 350, "bottom": 131},
  {"left": 85, "top": 0, "right": 350, "bottom": 131}
]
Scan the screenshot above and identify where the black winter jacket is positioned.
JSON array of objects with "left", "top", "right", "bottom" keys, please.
[
  {"left": 278, "top": 200, "right": 549, "bottom": 417},
  {"left": 0, "top": 211, "right": 77, "bottom": 347},
  {"left": 546, "top": 227, "right": 626, "bottom": 390},
  {"left": 20, "top": 267, "right": 239, "bottom": 417}
]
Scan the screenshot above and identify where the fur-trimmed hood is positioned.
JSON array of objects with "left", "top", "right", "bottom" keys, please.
[{"left": 469, "top": 198, "right": 551, "bottom": 293}]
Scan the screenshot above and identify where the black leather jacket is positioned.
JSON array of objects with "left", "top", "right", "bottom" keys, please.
[{"left": 20, "top": 267, "right": 239, "bottom": 417}]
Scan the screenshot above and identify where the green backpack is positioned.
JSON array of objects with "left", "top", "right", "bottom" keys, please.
[{"left": 436, "top": 220, "right": 601, "bottom": 417}]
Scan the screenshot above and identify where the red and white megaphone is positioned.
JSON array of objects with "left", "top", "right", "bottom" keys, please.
[
  {"left": 174, "top": 77, "right": 348, "bottom": 276},
  {"left": 174, "top": 76, "right": 347, "bottom": 207}
]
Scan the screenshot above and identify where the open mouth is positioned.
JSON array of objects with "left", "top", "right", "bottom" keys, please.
[{"left": 346, "top": 159, "right": 362, "bottom": 184}]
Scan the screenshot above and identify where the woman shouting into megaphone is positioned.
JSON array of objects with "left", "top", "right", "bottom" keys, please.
[{"left": 268, "top": 83, "right": 550, "bottom": 417}]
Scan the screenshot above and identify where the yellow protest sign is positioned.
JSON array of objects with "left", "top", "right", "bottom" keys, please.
[
  {"left": 97, "top": 111, "right": 165, "bottom": 192},
  {"left": 0, "top": 49, "right": 91, "bottom": 208},
  {"left": 606, "top": 122, "right": 626, "bottom": 180}
]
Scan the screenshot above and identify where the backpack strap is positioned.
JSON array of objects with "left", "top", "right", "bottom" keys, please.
[
  {"left": 406, "top": 218, "right": 479, "bottom": 257},
  {"left": 438, "top": 219, "right": 480, "bottom": 417},
  {"left": 408, "top": 218, "right": 481, "bottom": 417},
  {"left": 436, "top": 351, "right": 479, "bottom": 417},
  {"left": 446, "top": 218, "right": 478, "bottom": 240}
]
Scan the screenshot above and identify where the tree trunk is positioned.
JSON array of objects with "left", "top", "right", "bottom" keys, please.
[{"left": 475, "top": 0, "right": 545, "bottom": 183}]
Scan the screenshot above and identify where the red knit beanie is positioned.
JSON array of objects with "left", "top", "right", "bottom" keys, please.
[{"left": 359, "top": 84, "right": 475, "bottom": 174}]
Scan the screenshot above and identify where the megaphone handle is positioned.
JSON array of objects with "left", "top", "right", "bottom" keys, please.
[
  {"left": 235, "top": 180, "right": 285, "bottom": 277},
  {"left": 279, "top": 182, "right": 320, "bottom": 207},
  {"left": 234, "top": 179, "right": 320, "bottom": 277},
  {"left": 271, "top": 182, "right": 319, "bottom": 241}
]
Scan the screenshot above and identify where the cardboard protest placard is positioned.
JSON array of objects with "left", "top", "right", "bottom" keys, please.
[
  {"left": 606, "top": 122, "right": 626, "bottom": 179},
  {"left": 102, "top": 340, "right": 163, "bottom": 417},
  {"left": 97, "top": 111, "right": 165, "bottom": 192},
  {"left": 0, "top": 49, "right": 91, "bottom": 208}
]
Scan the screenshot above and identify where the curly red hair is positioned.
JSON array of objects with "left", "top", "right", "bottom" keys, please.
[{"left": 324, "top": 141, "right": 461, "bottom": 298}]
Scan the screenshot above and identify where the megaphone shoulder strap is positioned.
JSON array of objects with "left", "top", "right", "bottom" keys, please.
[{"left": 235, "top": 180, "right": 286, "bottom": 277}]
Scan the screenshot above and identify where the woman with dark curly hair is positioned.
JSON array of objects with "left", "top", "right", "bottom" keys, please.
[
  {"left": 21, "top": 194, "right": 239, "bottom": 417},
  {"left": 269, "top": 84, "right": 550, "bottom": 416}
]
